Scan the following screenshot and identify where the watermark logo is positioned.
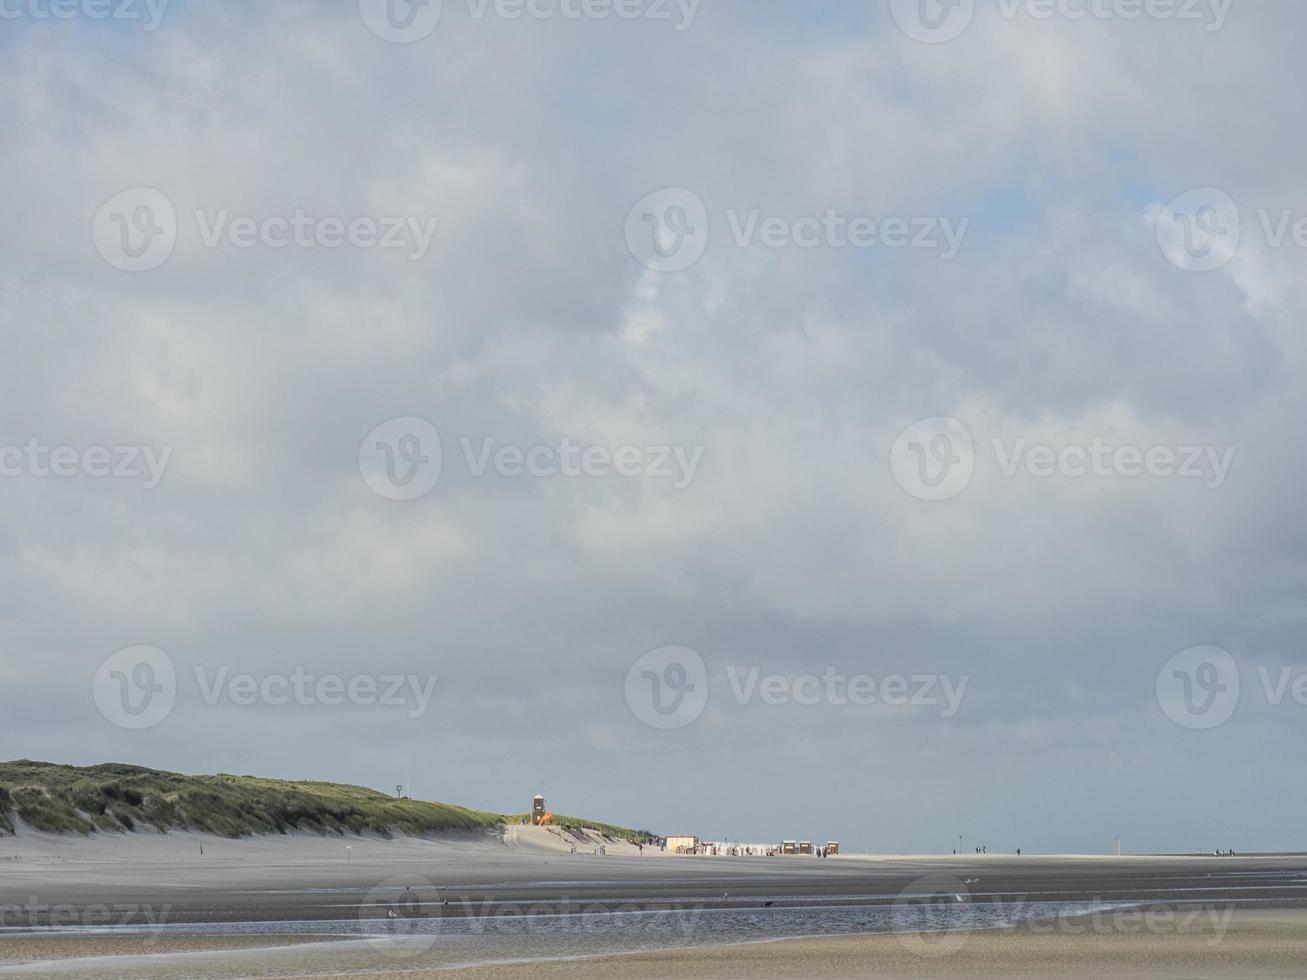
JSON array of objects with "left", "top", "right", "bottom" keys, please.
[
  {"left": 359, "top": 0, "right": 698, "bottom": 40},
  {"left": 0, "top": 898, "right": 173, "bottom": 932},
  {"left": 625, "top": 189, "right": 969, "bottom": 272},
  {"left": 625, "top": 645, "right": 709, "bottom": 730},
  {"left": 893, "top": 873, "right": 974, "bottom": 958},
  {"left": 890, "top": 0, "right": 975, "bottom": 44},
  {"left": 194, "top": 667, "right": 438, "bottom": 718},
  {"left": 625, "top": 188, "right": 710, "bottom": 273},
  {"left": 725, "top": 667, "right": 968, "bottom": 716},
  {"left": 95, "top": 650, "right": 438, "bottom": 726},
  {"left": 92, "top": 188, "right": 177, "bottom": 273},
  {"left": 0, "top": 440, "right": 172, "bottom": 489},
  {"left": 725, "top": 210, "right": 969, "bottom": 258},
  {"left": 993, "top": 438, "right": 1235, "bottom": 489},
  {"left": 94, "top": 189, "right": 439, "bottom": 270},
  {"left": 359, "top": 418, "right": 705, "bottom": 500},
  {"left": 890, "top": 417, "right": 975, "bottom": 502},
  {"left": 1156, "top": 188, "right": 1240, "bottom": 273},
  {"left": 1157, "top": 645, "right": 1240, "bottom": 730},
  {"left": 359, "top": 0, "right": 443, "bottom": 42},
  {"left": 1156, "top": 187, "right": 1307, "bottom": 272},
  {"left": 362, "top": 874, "right": 442, "bottom": 958},
  {"left": 890, "top": 0, "right": 1230, "bottom": 43},
  {"left": 0, "top": 0, "right": 170, "bottom": 30},
  {"left": 625, "top": 649, "right": 968, "bottom": 729},
  {"left": 359, "top": 417, "right": 443, "bottom": 502},
  {"left": 891, "top": 418, "right": 1237, "bottom": 500},
  {"left": 93, "top": 645, "right": 176, "bottom": 730}
]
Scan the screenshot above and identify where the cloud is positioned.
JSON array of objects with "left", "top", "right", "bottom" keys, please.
[{"left": 2, "top": 1, "right": 1307, "bottom": 851}]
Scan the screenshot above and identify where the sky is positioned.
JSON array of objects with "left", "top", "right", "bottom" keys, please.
[{"left": 2, "top": 0, "right": 1306, "bottom": 855}]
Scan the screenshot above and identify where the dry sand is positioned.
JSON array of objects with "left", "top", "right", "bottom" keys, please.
[{"left": 337, "top": 910, "right": 1307, "bottom": 979}]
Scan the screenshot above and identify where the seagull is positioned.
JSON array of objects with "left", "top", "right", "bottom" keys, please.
[
  {"left": 964, "top": 878, "right": 980, "bottom": 885},
  {"left": 387, "top": 909, "right": 399, "bottom": 919},
  {"left": 953, "top": 894, "right": 966, "bottom": 903}
]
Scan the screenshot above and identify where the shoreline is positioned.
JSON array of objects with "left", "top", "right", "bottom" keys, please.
[
  {"left": 3, "top": 833, "right": 1307, "bottom": 976},
  {"left": 3, "top": 908, "right": 1305, "bottom": 978}
]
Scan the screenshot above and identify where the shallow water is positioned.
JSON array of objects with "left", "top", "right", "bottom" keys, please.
[{"left": 1, "top": 899, "right": 1137, "bottom": 978}]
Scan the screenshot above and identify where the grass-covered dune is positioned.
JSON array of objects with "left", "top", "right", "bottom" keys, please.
[
  {"left": 0, "top": 761, "right": 653, "bottom": 843},
  {"left": 507, "top": 812, "right": 654, "bottom": 845},
  {"left": 0, "top": 761, "right": 500, "bottom": 839}
]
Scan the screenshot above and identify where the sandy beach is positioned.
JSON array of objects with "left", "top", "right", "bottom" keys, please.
[
  {"left": 380, "top": 911, "right": 1307, "bottom": 979},
  {"left": 2, "top": 827, "right": 1306, "bottom": 977}
]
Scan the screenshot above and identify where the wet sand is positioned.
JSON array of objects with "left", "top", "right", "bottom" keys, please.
[
  {"left": 0, "top": 934, "right": 339, "bottom": 965},
  {"left": 5, "top": 827, "right": 1306, "bottom": 926},
  {"left": 3, "top": 828, "right": 1307, "bottom": 977},
  {"left": 308, "top": 910, "right": 1307, "bottom": 979},
  {"left": 4, "top": 910, "right": 1302, "bottom": 978}
]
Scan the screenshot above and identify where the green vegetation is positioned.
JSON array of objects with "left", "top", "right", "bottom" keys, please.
[
  {"left": 0, "top": 761, "right": 652, "bottom": 843},
  {"left": 508, "top": 812, "right": 654, "bottom": 845},
  {"left": 0, "top": 761, "right": 503, "bottom": 839}
]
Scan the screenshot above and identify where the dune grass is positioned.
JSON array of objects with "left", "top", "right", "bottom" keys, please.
[
  {"left": 0, "top": 761, "right": 504, "bottom": 838},
  {"left": 507, "top": 812, "right": 655, "bottom": 845},
  {"left": 0, "top": 761, "right": 652, "bottom": 843}
]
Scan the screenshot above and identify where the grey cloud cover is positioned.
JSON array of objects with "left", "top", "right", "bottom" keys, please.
[{"left": 2, "top": 0, "right": 1306, "bottom": 854}]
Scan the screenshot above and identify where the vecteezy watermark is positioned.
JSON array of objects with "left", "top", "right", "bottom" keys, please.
[
  {"left": 624, "top": 188, "right": 710, "bottom": 273},
  {"left": 625, "top": 188, "right": 969, "bottom": 272},
  {"left": 359, "top": 416, "right": 705, "bottom": 501},
  {"left": 1157, "top": 645, "right": 1307, "bottom": 730},
  {"left": 1157, "top": 646, "right": 1240, "bottom": 730},
  {"left": 193, "top": 667, "right": 439, "bottom": 718},
  {"left": 889, "top": 417, "right": 976, "bottom": 502},
  {"left": 359, "top": 417, "right": 444, "bottom": 502},
  {"left": 358, "top": 0, "right": 700, "bottom": 43},
  {"left": 624, "top": 646, "right": 969, "bottom": 730},
  {"left": 92, "top": 188, "right": 177, "bottom": 273},
  {"left": 889, "top": 0, "right": 1231, "bottom": 45},
  {"left": 624, "top": 645, "right": 710, "bottom": 730},
  {"left": 362, "top": 874, "right": 443, "bottom": 958},
  {"left": 92, "top": 188, "right": 438, "bottom": 271},
  {"left": 1155, "top": 187, "right": 1307, "bottom": 273},
  {"left": 0, "top": 898, "right": 173, "bottom": 932},
  {"left": 358, "top": 0, "right": 444, "bottom": 42},
  {"left": 0, "top": 440, "right": 171, "bottom": 489},
  {"left": 93, "top": 647, "right": 440, "bottom": 729},
  {"left": 893, "top": 874, "right": 975, "bottom": 958},
  {"left": 93, "top": 646, "right": 177, "bottom": 730},
  {"left": 725, "top": 666, "right": 968, "bottom": 716},
  {"left": 0, "top": 0, "right": 170, "bottom": 30},
  {"left": 891, "top": 873, "right": 1234, "bottom": 961},
  {"left": 1024, "top": 904, "right": 1234, "bottom": 945},
  {"left": 360, "top": 875, "right": 704, "bottom": 961},
  {"left": 890, "top": 418, "right": 1237, "bottom": 501}
]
